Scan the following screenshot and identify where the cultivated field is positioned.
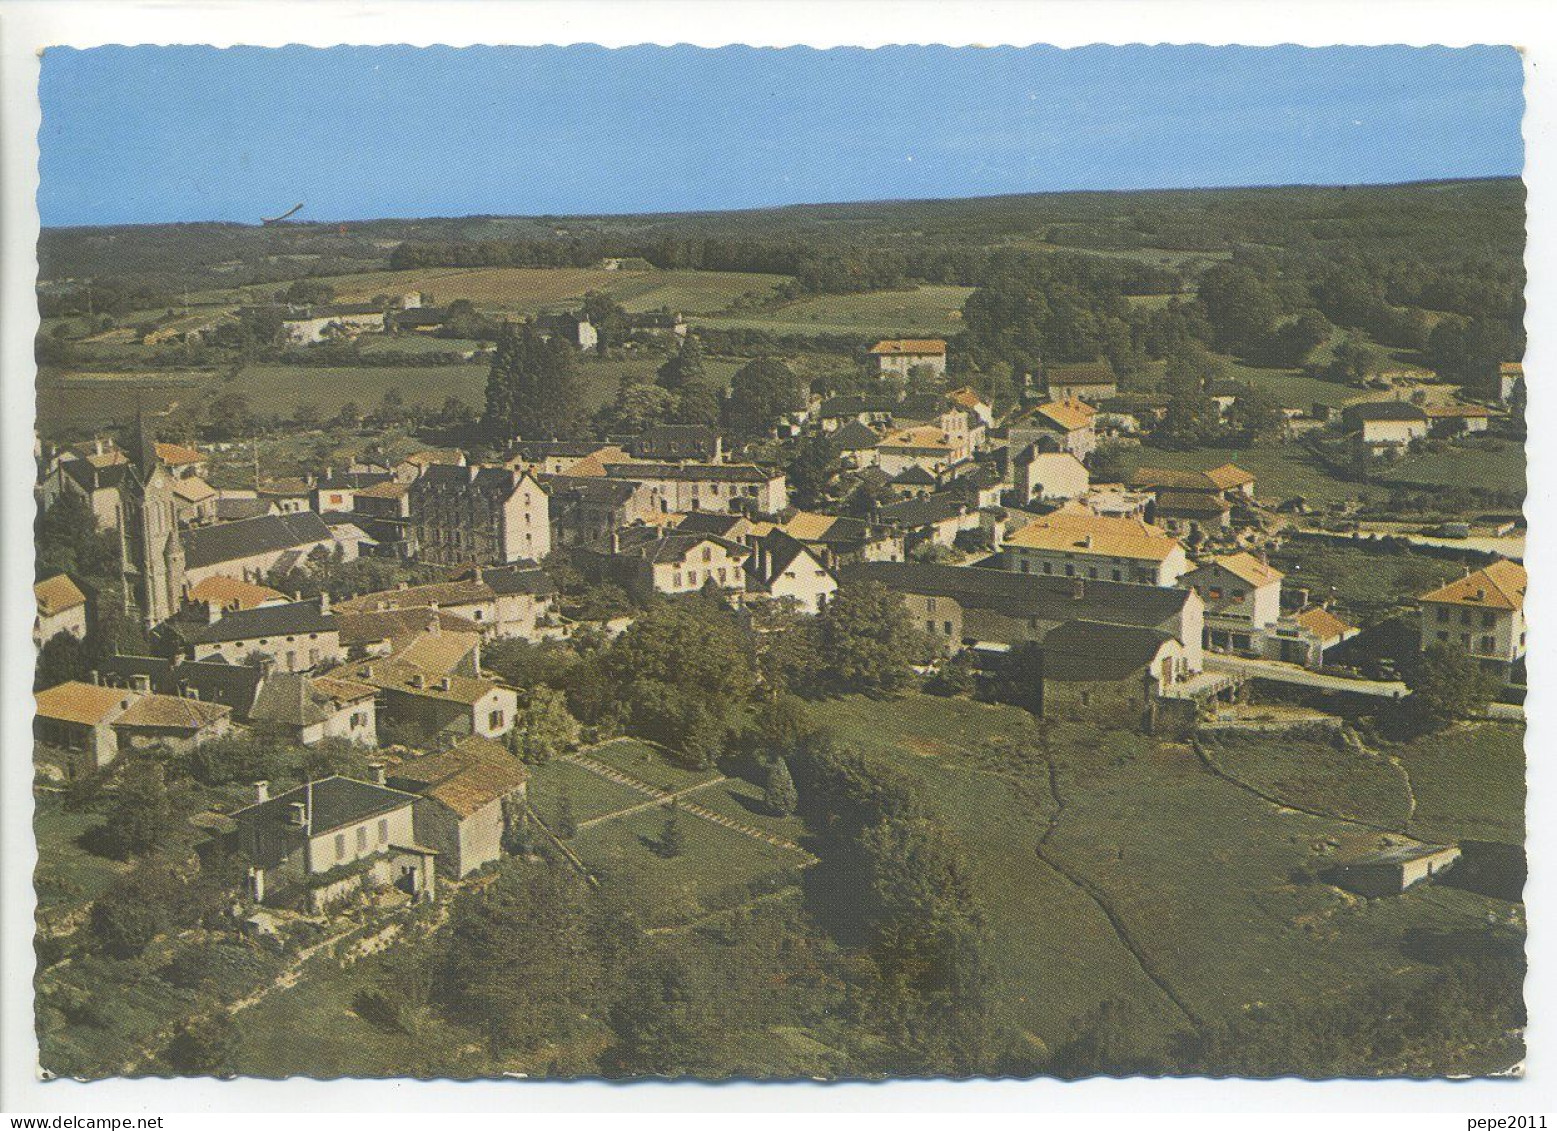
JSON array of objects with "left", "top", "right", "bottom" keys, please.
[
  {"left": 695, "top": 285, "right": 974, "bottom": 339},
  {"left": 280, "top": 266, "right": 789, "bottom": 317}
]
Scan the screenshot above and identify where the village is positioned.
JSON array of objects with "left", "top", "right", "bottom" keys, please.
[{"left": 31, "top": 256, "right": 1529, "bottom": 1079}]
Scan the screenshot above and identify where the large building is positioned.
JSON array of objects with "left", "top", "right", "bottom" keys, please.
[
  {"left": 409, "top": 464, "right": 550, "bottom": 566},
  {"left": 1002, "top": 507, "right": 1188, "bottom": 586},
  {"left": 840, "top": 560, "right": 1204, "bottom": 676},
  {"left": 181, "top": 511, "right": 343, "bottom": 589},
  {"left": 1183, "top": 552, "right": 1283, "bottom": 655},
  {"left": 603, "top": 461, "right": 788, "bottom": 515},
  {"left": 1418, "top": 560, "right": 1527, "bottom": 678},
  {"left": 868, "top": 339, "right": 948, "bottom": 378}
]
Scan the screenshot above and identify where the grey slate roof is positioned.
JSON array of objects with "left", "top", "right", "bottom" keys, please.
[
  {"left": 1040, "top": 619, "right": 1175, "bottom": 681},
  {"left": 235, "top": 775, "right": 418, "bottom": 837},
  {"left": 874, "top": 492, "right": 972, "bottom": 529},
  {"left": 838, "top": 561, "right": 1192, "bottom": 629},
  {"left": 181, "top": 597, "right": 335, "bottom": 645},
  {"left": 182, "top": 512, "right": 334, "bottom": 570},
  {"left": 604, "top": 461, "right": 776, "bottom": 484},
  {"left": 471, "top": 564, "right": 556, "bottom": 597}
]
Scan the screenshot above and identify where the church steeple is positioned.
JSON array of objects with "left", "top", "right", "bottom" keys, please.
[{"left": 129, "top": 402, "right": 161, "bottom": 480}]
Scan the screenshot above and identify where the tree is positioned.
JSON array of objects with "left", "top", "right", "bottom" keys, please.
[
  {"left": 36, "top": 491, "right": 120, "bottom": 583},
  {"left": 483, "top": 321, "right": 585, "bottom": 440},
  {"left": 669, "top": 381, "right": 722, "bottom": 429},
  {"left": 510, "top": 686, "right": 581, "bottom": 764},
  {"left": 593, "top": 380, "right": 674, "bottom": 437},
  {"left": 90, "top": 870, "right": 171, "bottom": 956},
  {"left": 722, "top": 357, "right": 803, "bottom": 440},
  {"left": 657, "top": 803, "right": 686, "bottom": 858},
  {"left": 555, "top": 794, "right": 578, "bottom": 840},
  {"left": 1197, "top": 264, "right": 1281, "bottom": 355},
  {"left": 602, "top": 951, "right": 708, "bottom": 1077},
  {"left": 164, "top": 1014, "right": 237, "bottom": 1077},
  {"left": 1396, "top": 645, "right": 1501, "bottom": 734},
  {"left": 206, "top": 392, "right": 255, "bottom": 440},
  {"left": 432, "top": 865, "right": 614, "bottom": 1055},
  {"left": 763, "top": 758, "right": 798, "bottom": 817},
  {"left": 816, "top": 582, "right": 927, "bottom": 695},
  {"left": 1226, "top": 385, "right": 1287, "bottom": 442},
  {"left": 102, "top": 759, "right": 174, "bottom": 858},
  {"left": 580, "top": 291, "right": 631, "bottom": 353},
  {"left": 1327, "top": 334, "right": 1388, "bottom": 385},
  {"left": 656, "top": 336, "right": 706, "bottom": 391},
  {"left": 35, "top": 630, "right": 90, "bottom": 690},
  {"left": 787, "top": 434, "right": 842, "bottom": 507}
]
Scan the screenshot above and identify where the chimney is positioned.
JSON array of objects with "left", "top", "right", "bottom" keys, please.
[
  {"left": 254, "top": 780, "right": 270, "bottom": 803},
  {"left": 288, "top": 801, "right": 307, "bottom": 826},
  {"left": 409, "top": 673, "right": 425, "bottom": 689},
  {"left": 472, "top": 566, "right": 483, "bottom": 585},
  {"left": 438, "top": 676, "right": 451, "bottom": 691},
  {"left": 94, "top": 438, "right": 105, "bottom": 457},
  {"left": 398, "top": 581, "right": 409, "bottom": 590},
  {"left": 368, "top": 761, "right": 386, "bottom": 786},
  {"left": 90, "top": 670, "right": 100, "bottom": 685},
  {"left": 131, "top": 674, "right": 151, "bottom": 693},
  {"left": 318, "top": 592, "right": 330, "bottom": 615},
  {"left": 1072, "top": 577, "right": 1086, "bottom": 601},
  {"left": 427, "top": 615, "right": 441, "bottom": 636},
  {"left": 325, "top": 465, "right": 333, "bottom": 481},
  {"left": 610, "top": 529, "right": 622, "bottom": 554}
]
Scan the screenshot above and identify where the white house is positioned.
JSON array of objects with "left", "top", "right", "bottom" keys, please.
[
  {"left": 1012, "top": 448, "right": 1090, "bottom": 504},
  {"left": 1418, "top": 559, "right": 1527, "bottom": 678},
  {"left": 868, "top": 339, "right": 948, "bottom": 379},
  {"left": 1182, "top": 552, "right": 1283, "bottom": 656}
]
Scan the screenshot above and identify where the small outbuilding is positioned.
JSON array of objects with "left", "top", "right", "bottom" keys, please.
[{"left": 1326, "top": 842, "right": 1461, "bottom": 897}]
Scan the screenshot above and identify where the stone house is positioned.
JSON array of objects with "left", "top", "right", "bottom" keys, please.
[
  {"left": 1344, "top": 401, "right": 1431, "bottom": 449},
  {"left": 33, "top": 680, "right": 137, "bottom": 778},
  {"left": 1183, "top": 552, "right": 1283, "bottom": 655},
  {"left": 1008, "top": 399, "right": 1097, "bottom": 459},
  {"left": 112, "top": 693, "right": 232, "bottom": 756},
  {"left": 388, "top": 737, "right": 529, "bottom": 878},
  {"left": 233, "top": 776, "right": 437, "bottom": 910},
  {"left": 1012, "top": 448, "right": 1090, "bottom": 504},
  {"left": 583, "top": 526, "right": 753, "bottom": 601},
  {"left": 175, "top": 595, "right": 341, "bottom": 672},
  {"left": 744, "top": 530, "right": 839, "bottom": 615},
  {"left": 840, "top": 560, "right": 1205, "bottom": 675},
  {"left": 603, "top": 461, "right": 788, "bottom": 516},
  {"left": 181, "top": 512, "right": 346, "bottom": 589},
  {"left": 1044, "top": 362, "right": 1119, "bottom": 403},
  {"left": 409, "top": 464, "right": 551, "bottom": 566},
  {"left": 337, "top": 658, "right": 519, "bottom": 744},
  {"left": 249, "top": 671, "right": 379, "bottom": 747}
]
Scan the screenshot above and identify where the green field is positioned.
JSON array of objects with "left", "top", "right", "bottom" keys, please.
[
  {"left": 581, "top": 738, "right": 723, "bottom": 794},
  {"left": 571, "top": 805, "right": 800, "bottom": 929},
  {"left": 801, "top": 693, "right": 1522, "bottom": 1055},
  {"left": 1381, "top": 442, "right": 1526, "bottom": 495},
  {"left": 695, "top": 285, "right": 973, "bottom": 339},
  {"left": 1268, "top": 540, "right": 1469, "bottom": 615},
  {"left": 1399, "top": 722, "right": 1526, "bottom": 844},
  {"left": 1198, "top": 729, "right": 1414, "bottom": 828},
  {"left": 1226, "top": 362, "right": 1362, "bottom": 410},
  {"left": 33, "top": 793, "right": 131, "bottom": 916},
  {"left": 246, "top": 266, "right": 789, "bottom": 317},
  {"left": 527, "top": 760, "right": 648, "bottom": 827},
  {"left": 1114, "top": 443, "right": 1383, "bottom": 507},
  {"left": 38, "top": 353, "right": 742, "bottom": 434}
]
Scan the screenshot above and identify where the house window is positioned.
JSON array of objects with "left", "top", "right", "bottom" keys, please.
[
  {"left": 357, "top": 826, "right": 368, "bottom": 852},
  {"left": 687, "top": 570, "right": 697, "bottom": 586},
  {"left": 1208, "top": 587, "right": 1223, "bottom": 600},
  {"left": 378, "top": 819, "right": 388, "bottom": 845},
  {"left": 718, "top": 568, "right": 727, "bottom": 583},
  {"left": 1042, "top": 561, "right": 1053, "bottom": 575},
  {"left": 1479, "top": 635, "right": 1497, "bottom": 653},
  {"left": 944, "top": 621, "right": 953, "bottom": 636},
  {"left": 672, "top": 571, "right": 682, "bottom": 588},
  {"left": 1064, "top": 564, "right": 1074, "bottom": 577},
  {"left": 335, "top": 833, "right": 346, "bottom": 861},
  {"left": 489, "top": 709, "right": 505, "bottom": 731},
  {"left": 1482, "top": 612, "right": 1496, "bottom": 628},
  {"left": 1088, "top": 568, "right": 1098, "bottom": 580},
  {"left": 926, "top": 620, "right": 937, "bottom": 634},
  {"left": 703, "top": 547, "right": 712, "bottom": 562},
  {"left": 1020, "top": 561, "right": 1030, "bottom": 574},
  {"left": 1436, "top": 607, "right": 1449, "bottom": 623}
]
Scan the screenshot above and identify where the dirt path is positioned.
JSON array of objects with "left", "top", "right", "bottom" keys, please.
[
  {"left": 1191, "top": 737, "right": 1405, "bottom": 835},
  {"left": 1034, "top": 755, "right": 1203, "bottom": 1032}
]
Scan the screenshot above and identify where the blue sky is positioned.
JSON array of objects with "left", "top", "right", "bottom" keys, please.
[{"left": 38, "top": 43, "right": 1524, "bottom": 228}]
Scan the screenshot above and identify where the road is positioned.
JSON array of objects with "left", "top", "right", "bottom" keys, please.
[{"left": 1205, "top": 655, "right": 1409, "bottom": 698}]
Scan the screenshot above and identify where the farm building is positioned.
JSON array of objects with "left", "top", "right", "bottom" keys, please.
[
  {"left": 1326, "top": 842, "right": 1461, "bottom": 897},
  {"left": 869, "top": 338, "right": 948, "bottom": 378}
]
